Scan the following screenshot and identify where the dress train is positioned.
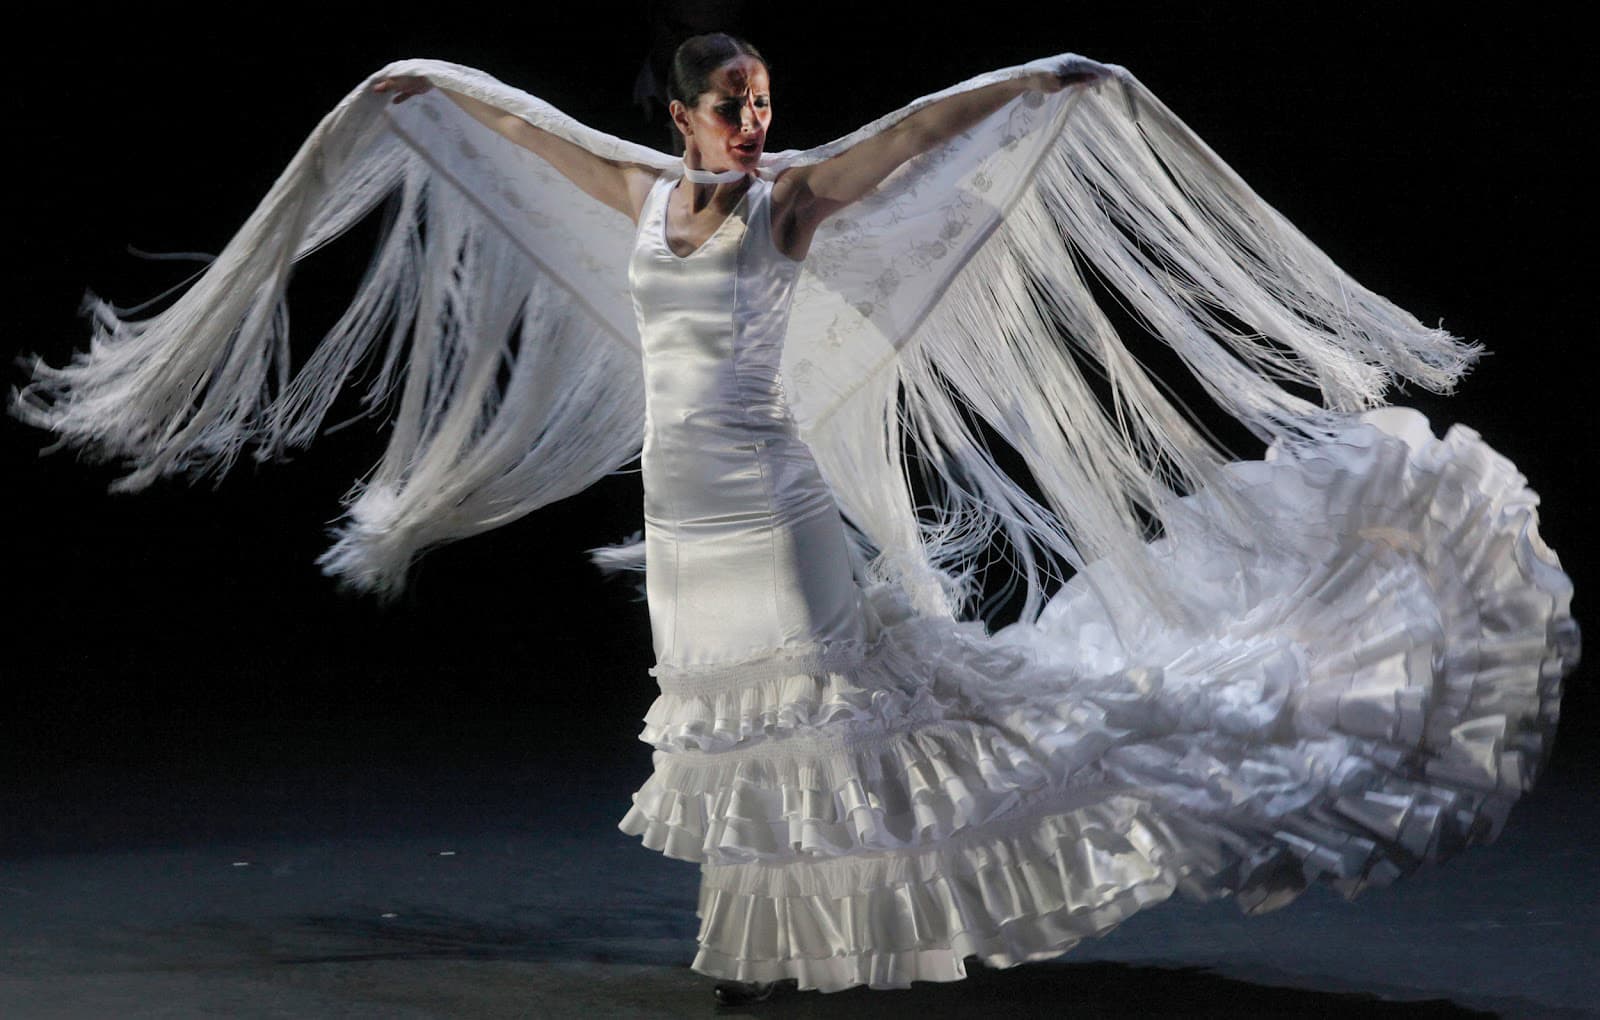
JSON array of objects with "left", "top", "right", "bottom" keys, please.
[{"left": 619, "top": 408, "right": 1575, "bottom": 991}]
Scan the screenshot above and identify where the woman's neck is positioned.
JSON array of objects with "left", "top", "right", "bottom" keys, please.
[
  {"left": 679, "top": 176, "right": 751, "bottom": 214},
  {"left": 681, "top": 150, "right": 751, "bottom": 211}
]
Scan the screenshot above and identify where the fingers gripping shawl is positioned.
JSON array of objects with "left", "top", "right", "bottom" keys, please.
[{"left": 10, "top": 55, "right": 1479, "bottom": 619}]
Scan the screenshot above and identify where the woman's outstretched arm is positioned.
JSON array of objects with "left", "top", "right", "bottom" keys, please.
[
  {"left": 771, "top": 58, "right": 1113, "bottom": 260},
  {"left": 372, "top": 76, "right": 659, "bottom": 222}
]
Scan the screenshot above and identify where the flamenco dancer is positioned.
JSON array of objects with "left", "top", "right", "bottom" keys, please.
[{"left": 11, "top": 33, "right": 1578, "bottom": 1006}]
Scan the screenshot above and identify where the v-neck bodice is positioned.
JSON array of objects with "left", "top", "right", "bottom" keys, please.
[
  {"left": 629, "top": 172, "right": 806, "bottom": 437},
  {"left": 625, "top": 171, "right": 862, "bottom": 668},
  {"left": 660, "top": 178, "right": 753, "bottom": 260}
]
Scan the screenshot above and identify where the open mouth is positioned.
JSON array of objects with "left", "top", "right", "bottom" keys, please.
[{"left": 734, "top": 141, "right": 759, "bottom": 155}]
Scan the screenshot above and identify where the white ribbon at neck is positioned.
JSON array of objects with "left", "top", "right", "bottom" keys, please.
[{"left": 680, "top": 160, "right": 748, "bottom": 185}]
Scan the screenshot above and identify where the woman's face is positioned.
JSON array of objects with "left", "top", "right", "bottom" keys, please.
[{"left": 673, "top": 55, "right": 771, "bottom": 173}]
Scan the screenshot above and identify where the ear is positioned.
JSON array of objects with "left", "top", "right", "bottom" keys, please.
[{"left": 668, "top": 99, "right": 692, "bottom": 140}]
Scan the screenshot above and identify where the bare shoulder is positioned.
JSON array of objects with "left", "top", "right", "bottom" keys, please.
[
  {"left": 768, "top": 165, "right": 828, "bottom": 262},
  {"left": 768, "top": 164, "right": 812, "bottom": 217},
  {"left": 768, "top": 166, "right": 806, "bottom": 260},
  {"left": 769, "top": 165, "right": 824, "bottom": 228},
  {"left": 620, "top": 165, "right": 663, "bottom": 223}
]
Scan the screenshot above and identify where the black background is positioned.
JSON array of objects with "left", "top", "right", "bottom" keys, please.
[{"left": 6, "top": 3, "right": 1592, "bottom": 777}]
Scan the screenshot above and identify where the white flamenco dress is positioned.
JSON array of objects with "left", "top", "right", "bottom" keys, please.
[{"left": 9, "top": 54, "right": 1579, "bottom": 992}]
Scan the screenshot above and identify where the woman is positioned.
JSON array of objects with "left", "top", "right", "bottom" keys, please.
[
  {"left": 372, "top": 43, "right": 1119, "bottom": 1002},
  {"left": 13, "top": 33, "right": 1577, "bottom": 1003}
]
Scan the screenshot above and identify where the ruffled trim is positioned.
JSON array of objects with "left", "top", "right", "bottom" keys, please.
[
  {"left": 622, "top": 601, "right": 1172, "bottom": 861},
  {"left": 685, "top": 765, "right": 1559, "bottom": 993},
  {"left": 624, "top": 409, "right": 1577, "bottom": 992},
  {"left": 636, "top": 596, "right": 1024, "bottom": 753},
  {"left": 618, "top": 699, "right": 1069, "bottom": 862},
  {"left": 637, "top": 630, "right": 898, "bottom": 753},
  {"left": 1008, "top": 408, "right": 1574, "bottom": 829},
  {"left": 688, "top": 790, "right": 1211, "bottom": 992},
  {"left": 637, "top": 669, "right": 886, "bottom": 753}
]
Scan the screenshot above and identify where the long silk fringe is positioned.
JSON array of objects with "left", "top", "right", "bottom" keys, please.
[
  {"left": 803, "top": 71, "right": 1479, "bottom": 628},
  {"left": 8, "top": 62, "right": 1479, "bottom": 622},
  {"left": 10, "top": 88, "right": 646, "bottom": 601}
]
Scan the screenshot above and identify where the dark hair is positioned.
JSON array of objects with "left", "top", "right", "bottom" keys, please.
[{"left": 667, "top": 33, "right": 768, "bottom": 108}]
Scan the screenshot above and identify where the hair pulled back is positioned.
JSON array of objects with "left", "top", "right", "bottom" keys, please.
[{"left": 667, "top": 33, "right": 768, "bottom": 108}]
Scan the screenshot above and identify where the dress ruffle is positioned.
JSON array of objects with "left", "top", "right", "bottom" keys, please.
[
  {"left": 1008, "top": 408, "right": 1572, "bottom": 813},
  {"left": 690, "top": 791, "right": 1204, "bottom": 990},
  {"left": 617, "top": 409, "right": 1578, "bottom": 992},
  {"left": 621, "top": 707, "right": 1055, "bottom": 862},
  {"left": 635, "top": 606, "right": 1041, "bottom": 754}
]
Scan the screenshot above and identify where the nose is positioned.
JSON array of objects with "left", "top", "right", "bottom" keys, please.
[{"left": 738, "top": 96, "right": 759, "bottom": 133}]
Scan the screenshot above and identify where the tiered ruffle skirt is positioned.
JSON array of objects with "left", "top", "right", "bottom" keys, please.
[{"left": 617, "top": 408, "right": 1578, "bottom": 992}]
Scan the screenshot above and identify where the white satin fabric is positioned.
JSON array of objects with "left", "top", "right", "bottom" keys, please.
[
  {"left": 631, "top": 174, "right": 867, "bottom": 669},
  {"left": 615, "top": 175, "right": 1576, "bottom": 993}
]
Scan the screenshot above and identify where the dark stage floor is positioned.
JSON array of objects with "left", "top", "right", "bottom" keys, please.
[{"left": 1, "top": 719, "right": 1594, "bottom": 1019}]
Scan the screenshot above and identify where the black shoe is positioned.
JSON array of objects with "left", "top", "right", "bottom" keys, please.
[{"left": 713, "top": 978, "right": 796, "bottom": 1005}]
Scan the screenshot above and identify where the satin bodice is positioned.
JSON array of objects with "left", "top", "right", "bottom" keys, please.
[
  {"left": 629, "top": 174, "right": 804, "bottom": 438},
  {"left": 628, "top": 173, "right": 866, "bottom": 668}
]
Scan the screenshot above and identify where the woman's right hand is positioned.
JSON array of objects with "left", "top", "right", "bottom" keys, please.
[
  {"left": 1035, "top": 56, "right": 1118, "bottom": 94},
  {"left": 372, "top": 75, "right": 433, "bottom": 104}
]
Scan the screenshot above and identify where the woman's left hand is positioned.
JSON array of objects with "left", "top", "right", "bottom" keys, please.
[
  {"left": 1034, "top": 56, "right": 1117, "bottom": 94},
  {"left": 372, "top": 75, "right": 434, "bottom": 104}
]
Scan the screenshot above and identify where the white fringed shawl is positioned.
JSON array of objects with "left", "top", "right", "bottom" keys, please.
[{"left": 10, "top": 53, "right": 1479, "bottom": 626}]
